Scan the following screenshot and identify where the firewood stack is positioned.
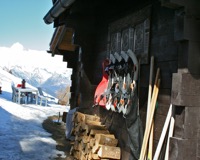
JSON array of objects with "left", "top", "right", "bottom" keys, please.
[{"left": 70, "top": 112, "right": 121, "bottom": 160}]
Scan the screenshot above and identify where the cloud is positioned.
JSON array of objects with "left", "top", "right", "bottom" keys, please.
[
  {"left": 0, "top": 42, "right": 69, "bottom": 73},
  {"left": 10, "top": 42, "right": 24, "bottom": 51}
]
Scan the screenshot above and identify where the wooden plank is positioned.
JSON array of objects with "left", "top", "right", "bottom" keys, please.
[
  {"left": 146, "top": 56, "right": 154, "bottom": 122},
  {"left": 147, "top": 56, "right": 154, "bottom": 160},
  {"left": 139, "top": 68, "right": 160, "bottom": 160},
  {"left": 62, "top": 28, "right": 74, "bottom": 44},
  {"left": 50, "top": 25, "right": 65, "bottom": 53},
  {"left": 148, "top": 122, "right": 154, "bottom": 160},
  {"left": 97, "top": 145, "right": 121, "bottom": 159},
  {"left": 58, "top": 43, "right": 77, "bottom": 52},
  {"left": 164, "top": 117, "right": 175, "bottom": 160},
  {"left": 153, "top": 104, "right": 172, "bottom": 160}
]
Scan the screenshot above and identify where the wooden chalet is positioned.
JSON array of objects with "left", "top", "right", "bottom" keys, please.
[{"left": 43, "top": 0, "right": 200, "bottom": 159}]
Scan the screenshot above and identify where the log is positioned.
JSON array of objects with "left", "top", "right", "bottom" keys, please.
[
  {"left": 91, "top": 153, "right": 100, "bottom": 159},
  {"left": 97, "top": 145, "right": 121, "bottom": 159},
  {"left": 82, "top": 135, "right": 90, "bottom": 144},
  {"left": 73, "top": 150, "right": 81, "bottom": 159},
  {"left": 86, "top": 120, "right": 102, "bottom": 125},
  {"left": 74, "top": 135, "right": 81, "bottom": 142},
  {"left": 73, "top": 123, "right": 82, "bottom": 134},
  {"left": 95, "top": 133, "right": 115, "bottom": 140},
  {"left": 92, "top": 134, "right": 118, "bottom": 153},
  {"left": 81, "top": 122, "right": 106, "bottom": 135},
  {"left": 81, "top": 140, "right": 87, "bottom": 150},
  {"left": 70, "top": 146, "right": 74, "bottom": 155},
  {"left": 84, "top": 143, "right": 91, "bottom": 154},
  {"left": 90, "top": 129, "right": 110, "bottom": 136},
  {"left": 74, "top": 112, "right": 100, "bottom": 123},
  {"left": 69, "top": 112, "right": 121, "bottom": 160},
  {"left": 73, "top": 141, "right": 79, "bottom": 150},
  {"left": 89, "top": 138, "right": 96, "bottom": 147},
  {"left": 80, "top": 153, "right": 87, "bottom": 160}
]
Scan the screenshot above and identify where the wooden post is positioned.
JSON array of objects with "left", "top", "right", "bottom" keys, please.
[
  {"left": 146, "top": 56, "right": 154, "bottom": 160},
  {"left": 139, "top": 68, "right": 160, "bottom": 160}
]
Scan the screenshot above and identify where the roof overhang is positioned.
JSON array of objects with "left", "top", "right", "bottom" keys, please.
[
  {"left": 49, "top": 25, "right": 77, "bottom": 56},
  {"left": 43, "top": 0, "right": 76, "bottom": 24}
]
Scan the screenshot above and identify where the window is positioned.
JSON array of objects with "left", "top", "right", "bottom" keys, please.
[{"left": 108, "top": 6, "right": 151, "bottom": 64}]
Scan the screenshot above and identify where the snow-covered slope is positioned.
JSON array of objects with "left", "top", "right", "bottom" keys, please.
[{"left": 0, "top": 65, "right": 69, "bottom": 160}]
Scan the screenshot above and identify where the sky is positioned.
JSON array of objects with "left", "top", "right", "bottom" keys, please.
[
  {"left": 0, "top": 0, "right": 55, "bottom": 51},
  {"left": 0, "top": 67, "right": 70, "bottom": 160}
]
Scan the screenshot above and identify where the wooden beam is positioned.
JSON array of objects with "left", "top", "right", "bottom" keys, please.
[
  {"left": 58, "top": 43, "right": 77, "bottom": 52},
  {"left": 50, "top": 25, "right": 65, "bottom": 53}
]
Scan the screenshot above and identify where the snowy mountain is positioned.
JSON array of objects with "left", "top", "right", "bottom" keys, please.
[
  {"left": 0, "top": 43, "right": 72, "bottom": 98},
  {"left": 7, "top": 65, "right": 72, "bottom": 98}
]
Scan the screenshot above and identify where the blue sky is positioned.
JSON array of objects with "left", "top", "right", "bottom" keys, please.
[{"left": 0, "top": 0, "right": 55, "bottom": 51}]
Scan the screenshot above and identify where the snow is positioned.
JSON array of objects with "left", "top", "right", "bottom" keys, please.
[
  {"left": 0, "top": 44, "right": 71, "bottom": 160},
  {"left": 0, "top": 71, "right": 70, "bottom": 159}
]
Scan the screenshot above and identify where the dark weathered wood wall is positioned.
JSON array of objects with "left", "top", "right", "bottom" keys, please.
[
  {"left": 69, "top": 1, "right": 178, "bottom": 159},
  {"left": 62, "top": 0, "right": 200, "bottom": 159}
]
